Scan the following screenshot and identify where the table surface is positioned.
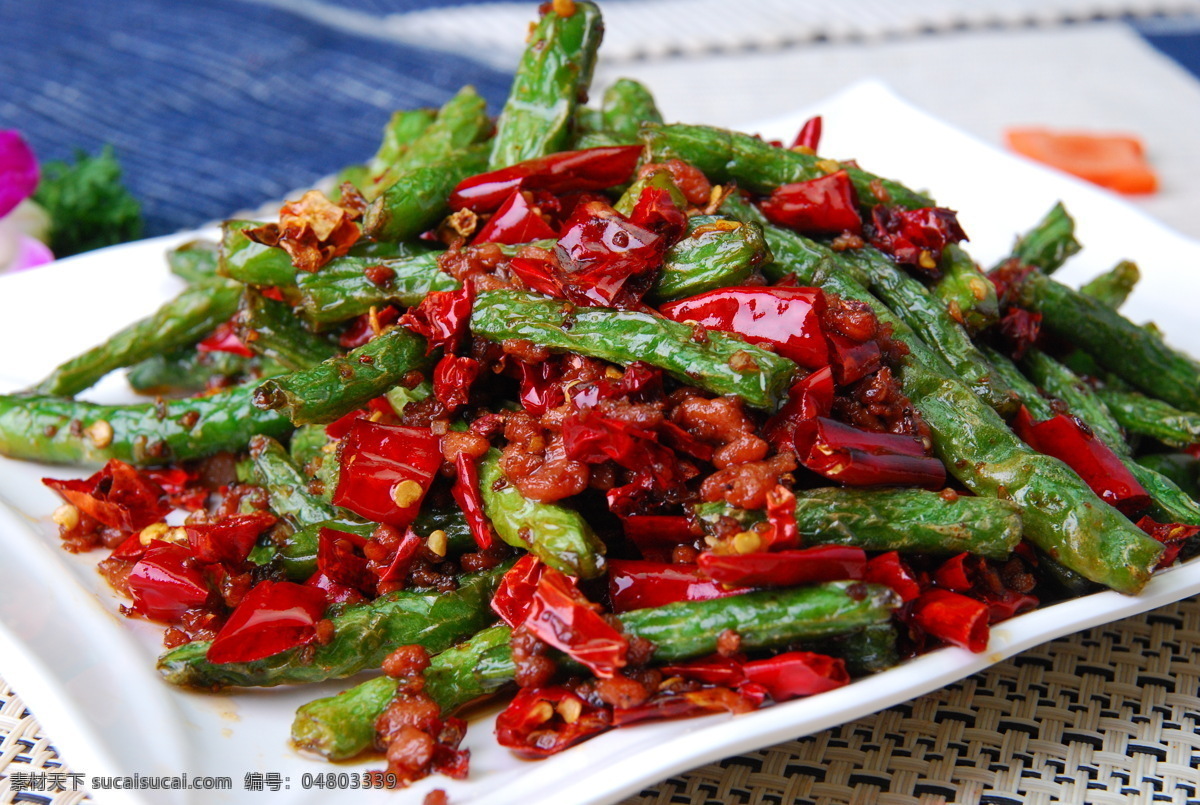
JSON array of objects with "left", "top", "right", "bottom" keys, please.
[{"left": 4, "top": 2, "right": 1200, "bottom": 803}]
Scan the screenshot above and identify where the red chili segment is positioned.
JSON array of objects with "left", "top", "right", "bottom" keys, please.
[
  {"left": 1012, "top": 407, "right": 1151, "bottom": 516},
  {"left": 186, "top": 512, "right": 277, "bottom": 568},
  {"left": 316, "top": 527, "right": 373, "bottom": 594},
  {"left": 742, "top": 651, "right": 850, "bottom": 701},
  {"left": 864, "top": 551, "right": 922, "bottom": 602},
  {"left": 433, "top": 355, "right": 481, "bottom": 413},
  {"left": 611, "top": 686, "right": 760, "bottom": 727},
  {"left": 205, "top": 580, "right": 328, "bottom": 664},
  {"left": 910, "top": 588, "right": 990, "bottom": 653},
  {"left": 472, "top": 190, "right": 558, "bottom": 245},
  {"left": 331, "top": 421, "right": 442, "bottom": 528},
  {"left": 451, "top": 451, "right": 494, "bottom": 550},
  {"left": 607, "top": 559, "right": 747, "bottom": 613},
  {"left": 869, "top": 206, "right": 967, "bottom": 270},
  {"left": 793, "top": 417, "right": 946, "bottom": 489},
  {"left": 127, "top": 541, "right": 213, "bottom": 621},
  {"left": 763, "top": 366, "right": 835, "bottom": 449},
  {"left": 43, "top": 459, "right": 171, "bottom": 532},
  {"left": 553, "top": 199, "right": 668, "bottom": 308},
  {"left": 494, "top": 686, "right": 612, "bottom": 757},
  {"left": 524, "top": 568, "right": 628, "bottom": 678},
  {"left": 791, "top": 115, "right": 823, "bottom": 151},
  {"left": 659, "top": 287, "right": 829, "bottom": 368},
  {"left": 697, "top": 545, "right": 866, "bottom": 588},
  {"left": 449, "top": 146, "right": 642, "bottom": 213},
  {"left": 398, "top": 286, "right": 474, "bottom": 354},
  {"left": 198, "top": 320, "right": 255, "bottom": 358},
  {"left": 491, "top": 555, "right": 546, "bottom": 627},
  {"left": 759, "top": 171, "right": 862, "bottom": 236}
]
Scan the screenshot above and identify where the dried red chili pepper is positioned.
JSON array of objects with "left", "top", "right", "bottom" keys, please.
[
  {"left": 698, "top": 545, "right": 866, "bottom": 588},
  {"left": 1136, "top": 516, "right": 1200, "bottom": 567},
  {"left": 375, "top": 527, "right": 423, "bottom": 586},
  {"left": 761, "top": 485, "right": 800, "bottom": 550},
  {"left": 1012, "top": 407, "right": 1151, "bottom": 516},
  {"left": 793, "top": 417, "right": 946, "bottom": 489},
  {"left": 206, "top": 580, "right": 328, "bottom": 664},
  {"left": 491, "top": 554, "right": 545, "bottom": 626},
  {"left": 331, "top": 421, "right": 442, "bottom": 527},
  {"left": 826, "top": 332, "right": 882, "bottom": 385},
  {"left": 524, "top": 568, "right": 628, "bottom": 678},
  {"left": 628, "top": 184, "right": 688, "bottom": 244},
  {"left": 553, "top": 199, "right": 667, "bottom": 308},
  {"left": 760, "top": 171, "right": 862, "bottom": 236},
  {"left": 451, "top": 451, "right": 493, "bottom": 550},
  {"left": 339, "top": 305, "right": 400, "bottom": 349},
  {"left": 186, "top": 512, "right": 277, "bottom": 568},
  {"left": 994, "top": 308, "right": 1042, "bottom": 360},
  {"left": 473, "top": 190, "right": 558, "bottom": 245},
  {"left": 659, "top": 287, "right": 829, "bottom": 368},
  {"left": 932, "top": 552, "right": 978, "bottom": 593},
  {"left": 433, "top": 355, "right": 481, "bottom": 413},
  {"left": 910, "top": 588, "right": 990, "bottom": 653},
  {"left": 869, "top": 205, "right": 967, "bottom": 271},
  {"left": 791, "top": 115, "right": 823, "bottom": 151},
  {"left": 317, "top": 527, "right": 373, "bottom": 594},
  {"left": 743, "top": 651, "right": 850, "bottom": 701},
  {"left": 43, "top": 460, "right": 171, "bottom": 532},
  {"left": 508, "top": 254, "right": 564, "bottom": 298},
  {"left": 611, "top": 686, "right": 760, "bottom": 727},
  {"left": 618, "top": 515, "right": 695, "bottom": 558},
  {"left": 658, "top": 655, "right": 747, "bottom": 687},
  {"left": 450, "top": 146, "right": 642, "bottom": 213},
  {"left": 516, "top": 359, "right": 566, "bottom": 416},
  {"left": 763, "top": 366, "right": 835, "bottom": 449},
  {"left": 398, "top": 286, "right": 474, "bottom": 354},
  {"left": 304, "top": 571, "right": 367, "bottom": 606},
  {"left": 494, "top": 686, "right": 612, "bottom": 757},
  {"left": 198, "top": 319, "right": 256, "bottom": 358},
  {"left": 126, "top": 541, "right": 213, "bottom": 621},
  {"left": 606, "top": 559, "right": 747, "bottom": 613},
  {"left": 864, "top": 551, "right": 923, "bottom": 602},
  {"left": 983, "top": 589, "right": 1039, "bottom": 623}
]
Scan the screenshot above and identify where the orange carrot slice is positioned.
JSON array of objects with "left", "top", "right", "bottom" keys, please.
[{"left": 1005, "top": 128, "right": 1158, "bottom": 194}]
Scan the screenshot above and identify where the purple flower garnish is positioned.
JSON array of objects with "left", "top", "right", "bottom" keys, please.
[{"left": 0, "top": 130, "right": 39, "bottom": 220}]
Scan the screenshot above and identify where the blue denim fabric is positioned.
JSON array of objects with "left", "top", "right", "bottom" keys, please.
[{"left": 0, "top": 0, "right": 511, "bottom": 235}]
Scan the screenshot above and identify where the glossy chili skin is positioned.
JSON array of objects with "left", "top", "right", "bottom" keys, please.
[
  {"left": 759, "top": 170, "right": 862, "bottom": 236},
  {"left": 206, "top": 580, "right": 328, "bottom": 664},
  {"left": 909, "top": 588, "right": 990, "bottom": 653},
  {"left": 659, "top": 287, "right": 828, "bottom": 368},
  {"left": 1013, "top": 407, "right": 1151, "bottom": 517},
  {"left": 331, "top": 421, "right": 442, "bottom": 528},
  {"left": 697, "top": 545, "right": 866, "bottom": 588},
  {"left": 127, "top": 541, "right": 214, "bottom": 622},
  {"left": 793, "top": 416, "right": 946, "bottom": 489},
  {"left": 450, "top": 146, "right": 642, "bottom": 213},
  {"left": 473, "top": 190, "right": 558, "bottom": 244},
  {"left": 607, "top": 559, "right": 747, "bottom": 612}
]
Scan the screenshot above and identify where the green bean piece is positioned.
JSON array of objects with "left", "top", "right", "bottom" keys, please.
[
  {"left": 477, "top": 449, "right": 605, "bottom": 578},
  {"left": 1021, "top": 349, "right": 1124, "bottom": 447},
  {"left": 0, "top": 387, "right": 292, "bottom": 466},
  {"left": 572, "top": 131, "right": 625, "bottom": 149},
  {"left": 253, "top": 328, "right": 433, "bottom": 426},
  {"left": 1013, "top": 270, "right": 1200, "bottom": 415},
  {"left": 600, "top": 78, "right": 663, "bottom": 142},
  {"left": 158, "top": 561, "right": 511, "bottom": 689},
  {"left": 250, "top": 435, "right": 337, "bottom": 527},
  {"left": 1008, "top": 202, "right": 1081, "bottom": 273},
  {"left": 931, "top": 244, "right": 1000, "bottom": 333},
  {"left": 980, "top": 346, "right": 1055, "bottom": 420},
  {"left": 1079, "top": 261, "right": 1139, "bottom": 310},
  {"left": 471, "top": 290, "right": 797, "bottom": 410},
  {"left": 370, "top": 87, "right": 492, "bottom": 198},
  {"left": 219, "top": 220, "right": 296, "bottom": 287},
  {"left": 1097, "top": 389, "right": 1200, "bottom": 450},
  {"left": 293, "top": 581, "right": 900, "bottom": 759},
  {"left": 363, "top": 146, "right": 490, "bottom": 242},
  {"left": 489, "top": 2, "right": 604, "bottom": 168},
  {"left": 364, "top": 108, "right": 438, "bottom": 192},
  {"left": 804, "top": 622, "right": 899, "bottom": 677},
  {"left": 730, "top": 210, "right": 1162, "bottom": 592},
  {"left": 642, "top": 123, "right": 933, "bottom": 210},
  {"left": 411, "top": 503, "right": 478, "bottom": 555},
  {"left": 289, "top": 423, "right": 332, "bottom": 468},
  {"left": 167, "top": 239, "right": 220, "bottom": 284},
  {"left": 696, "top": 486, "right": 1022, "bottom": 559},
  {"left": 125, "top": 348, "right": 272, "bottom": 396},
  {"left": 235, "top": 290, "right": 340, "bottom": 372},
  {"left": 1001, "top": 347, "right": 1200, "bottom": 527},
  {"left": 285, "top": 252, "right": 459, "bottom": 326},
  {"left": 30, "top": 278, "right": 242, "bottom": 397},
  {"left": 1136, "top": 453, "right": 1200, "bottom": 498},
  {"left": 650, "top": 217, "right": 771, "bottom": 303}
]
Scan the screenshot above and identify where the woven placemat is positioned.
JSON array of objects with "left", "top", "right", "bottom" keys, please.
[{"left": 4, "top": 598, "right": 1200, "bottom": 805}]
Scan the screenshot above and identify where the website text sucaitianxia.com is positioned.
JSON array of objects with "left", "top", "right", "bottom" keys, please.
[{"left": 6, "top": 770, "right": 400, "bottom": 792}]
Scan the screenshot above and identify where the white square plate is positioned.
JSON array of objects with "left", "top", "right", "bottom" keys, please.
[{"left": 3, "top": 81, "right": 1200, "bottom": 805}]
